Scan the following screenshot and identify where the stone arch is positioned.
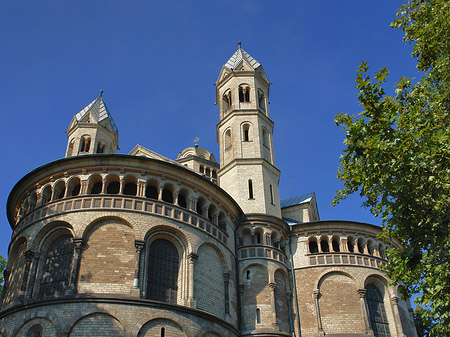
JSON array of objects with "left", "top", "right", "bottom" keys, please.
[
  {"left": 254, "top": 227, "right": 264, "bottom": 245},
  {"left": 195, "top": 243, "right": 228, "bottom": 318},
  {"left": 318, "top": 271, "right": 363, "bottom": 335},
  {"left": 66, "top": 176, "right": 81, "bottom": 197},
  {"left": 308, "top": 236, "right": 319, "bottom": 254},
  {"left": 78, "top": 135, "right": 91, "bottom": 154},
  {"left": 88, "top": 174, "right": 103, "bottom": 194},
  {"left": 364, "top": 275, "right": 393, "bottom": 337},
  {"left": 315, "top": 268, "right": 357, "bottom": 289},
  {"left": 178, "top": 187, "right": 190, "bottom": 208},
  {"left": 319, "top": 235, "right": 330, "bottom": 252},
  {"left": 274, "top": 268, "right": 290, "bottom": 332},
  {"left": 143, "top": 227, "right": 189, "bottom": 304},
  {"left": 241, "top": 263, "right": 270, "bottom": 331},
  {"left": 238, "top": 83, "right": 250, "bottom": 102},
  {"left": 52, "top": 179, "right": 66, "bottom": 201},
  {"left": 33, "top": 223, "right": 74, "bottom": 299},
  {"left": 347, "top": 235, "right": 356, "bottom": 252},
  {"left": 3, "top": 236, "right": 27, "bottom": 305},
  {"left": 241, "top": 121, "right": 252, "bottom": 142},
  {"left": 122, "top": 175, "right": 138, "bottom": 196},
  {"left": 331, "top": 235, "right": 340, "bottom": 252},
  {"left": 201, "top": 332, "right": 222, "bottom": 337},
  {"left": 78, "top": 218, "right": 136, "bottom": 294},
  {"left": 161, "top": 182, "right": 175, "bottom": 204},
  {"left": 105, "top": 174, "right": 120, "bottom": 194},
  {"left": 145, "top": 178, "right": 159, "bottom": 199},
  {"left": 137, "top": 318, "right": 186, "bottom": 337},
  {"left": 68, "top": 312, "right": 124, "bottom": 337},
  {"left": 224, "top": 128, "right": 232, "bottom": 149},
  {"left": 13, "top": 317, "right": 57, "bottom": 337},
  {"left": 40, "top": 184, "right": 52, "bottom": 205}
]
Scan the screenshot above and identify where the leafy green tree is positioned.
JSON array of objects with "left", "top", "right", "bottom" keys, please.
[
  {"left": 0, "top": 254, "right": 6, "bottom": 297},
  {"left": 414, "top": 305, "right": 437, "bottom": 337},
  {"left": 334, "top": 0, "right": 450, "bottom": 334}
]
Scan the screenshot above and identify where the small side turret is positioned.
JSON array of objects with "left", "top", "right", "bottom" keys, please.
[{"left": 65, "top": 91, "right": 118, "bottom": 157}]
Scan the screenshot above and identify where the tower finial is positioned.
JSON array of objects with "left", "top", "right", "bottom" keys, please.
[
  {"left": 238, "top": 41, "right": 241, "bottom": 49},
  {"left": 99, "top": 90, "right": 103, "bottom": 97},
  {"left": 194, "top": 137, "right": 200, "bottom": 148}
]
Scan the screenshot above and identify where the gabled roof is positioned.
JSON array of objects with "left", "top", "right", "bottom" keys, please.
[
  {"left": 75, "top": 95, "right": 118, "bottom": 134},
  {"left": 224, "top": 47, "right": 261, "bottom": 70},
  {"left": 280, "top": 192, "right": 315, "bottom": 208},
  {"left": 129, "top": 145, "right": 176, "bottom": 164}
]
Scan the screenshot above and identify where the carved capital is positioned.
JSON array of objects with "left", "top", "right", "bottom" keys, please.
[
  {"left": 188, "top": 253, "right": 199, "bottom": 263},
  {"left": 313, "top": 289, "right": 320, "bottom": 299},
  {"left": 72, "top": 238, "right": 84, "bottom": 250},
  {"left": 23, "top": 250, "right": 36, "bottom": 262},
  {"left": 223, "top": 272, "right": 230, "bottom": 282},
  {"left": 357, "top": 289, "right": 367, "bottom": 299},
  {"left": 268, "top": 282, "right": 277, "bottom": 290},
  {"left": 391, "top": 296, "right": 400, "bottom": 305},
  {"left": 135, "top": 240, "right": 145, "bottom": 252}
]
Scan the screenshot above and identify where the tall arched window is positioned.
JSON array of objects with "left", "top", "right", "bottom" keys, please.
[
  {"left": 366, "top": 284, "right": 391, "bottom": 337},
  {"left": 222, "top": 90, "right": 232, "bottom": 111},
  {"left": 40, "top": 236, "right": 73, "bottom": 298},
  {"left": 147, "top": 239, "right": 179, "bottom": 304},
  {"left": 248, "top": 179, "right": 253, "bottom": 199},
  {"left": 258, "top": 89, "right": 266, "bottom": 110},
  {"left": 239, "top": 85, "right": 250, "bottom": 102},
  {"left": 79, "top": 136, "right": 91, "bottom": 153},
  {"left": 243, "top": 124, "right": 250, "bottom": 142},
  {"left": 225, "top": 129, "right": 232, "bottom": 149}
]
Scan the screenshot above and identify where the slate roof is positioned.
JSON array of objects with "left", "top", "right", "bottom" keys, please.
[
  {"left": 75, "top": 95, "right": 118, "bottom": 134},
  {"left": 280, "top": 192, "right": 315, "bottom": 208},
  {"left": 224, "top": 47, "right": 261, "bottom": 70}
]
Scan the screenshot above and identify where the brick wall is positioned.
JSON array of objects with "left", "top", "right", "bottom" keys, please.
[
  {"left": 78, "top": 219, "right": 135, "bottom": 294},
  {"left": 137, "top": 318, "right": 185, "bottom": 337},
  {"left": 195, "top": 244, "right": 225, "bottom": 319}
]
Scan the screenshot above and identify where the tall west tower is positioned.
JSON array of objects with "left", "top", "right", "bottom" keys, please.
[
  {"left": 65, "top": 92, "right": 119, "bottom": 157},
  {"left": 216, "top": 44, "right": 281, "bottom": 218}
]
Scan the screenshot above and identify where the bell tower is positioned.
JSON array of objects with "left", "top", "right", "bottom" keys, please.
[
  {"left": 216, "top": 44, "right": 281, "bottom": 218},
  {"left": 65, "top": 92, "right": 119, "bottom": 157}
]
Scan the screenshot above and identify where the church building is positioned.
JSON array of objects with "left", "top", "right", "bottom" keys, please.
[{"left": 0, "top": 46, "right": 417, "bottom": 337}]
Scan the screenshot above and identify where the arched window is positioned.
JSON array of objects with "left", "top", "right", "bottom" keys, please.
[
  {"left": 68, "top": 178, "right": 81, "bottom": 197},
  {"left": 332, "top": 237, "right": 340, "bottom": 252},
  {"left": 41, "top": 186, "right": 52, "bottom": 205},
  {"left": 147, "top": 239, "right": 179, "bottom": 304},
  {"left": 320, "top": 239, "right": 329, "bottom": 253},
  {"left": 248, "top": 179, "right": 254, "bottom": 199},
  {"left": 309, "top": 240, "right": 319, "bottom": 253},
  {"left": 262, "top": 128, "right": 270, "bottom": 148},
  {"left": 27, "top": 324, "right": 43, "bottom": 337},
  {"left": 258, "top": 89, "right": 266, "bottom": 110},
  {"left": 358, "top": 239, "right": 365, "bottom": 254},
  {"left": 79, "top": 136, "right": 91, "bottom": 153},
  {"left": 145, "top": 184, "right": 158, "bottom": 199},
  {"left": 212, "top": 170, "right": 217, "bottom": 179},
  {"left": 53, "top": 181, "right": 66, "bottom": 201},
  {"left": 366, "top": 284, "right": 391, "bottom": 337},
  {"left": 239, "top": 85, "right": 250, "bottom": 103},
  {"left": 161, "top": 327, "right": 165, "bottom": 337},
  {"left": 205, "top": 168, "right": 211, "bottom": 177},
  {"left": 256, "top": 308, "right": 261, "bottom": 324},
  {"left": 246, "top": 270, "right": 251, "bottom": 280},
  {"left": 96, "top": 141, "right": 106, "bottom": 153},
  {"left": 162, "top": 188, "right": 173, "bottom": 203},
  {"left": 222, "top": 90, "right": 232, "bottom": 111},
  {"left": 107, "top": 181, "right": 120, "bottom": 194},
  {"left": 67, "top": 139, "right": 75, "bottom": 157},
  {"left": 199, "top": 165, "right": 204, "bottom": 174},
  {"left": 347, "top": 237, "right": 355, "bottom": 252},
  {"left": 243, "top": 124, "right": 250, "bottom": 142},
  {"left": 224, "top": 129, "right": 232, "bottom": 149},
  {"left": 40, "top": 236, "right": 73, "bottom": 298}
]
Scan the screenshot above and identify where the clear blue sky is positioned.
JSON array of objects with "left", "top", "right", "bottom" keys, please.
[{"left": 0, "top": 1, "right": 418, "bottom": 258}]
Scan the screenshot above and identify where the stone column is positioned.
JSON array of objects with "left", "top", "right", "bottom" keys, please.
[
  {"left": 391, "top": 296, "right": 407, "bottom": 337},
  {"left": 80, "top": 179, "right": 89, "bottom": 194},
  {"left": 137, "top": 180, "right": 146, "bottom": 197},
  {"left": 286, "top": 291, "right": 294, "bottom": 334},
  {"left": 158, "top": 185, "right": 164, "bottom": 201},
  {"left": 27, "top": 253, "right": 40, "bottom": 299},
  {"left": 188, "top": 196, "right": 197, "bottom": 212},
  {"left": 187, "top": 253, "right": 198, "bottom": 307},
  {"left": 131, "top": 240, "right": 145, "bottom": 297},
  {"left": 20, "top": 250, "right": 35, "bottom": 299},
  {"left": 358, "top": 289, "right": 374, "bottom": 335},
  {"left": 268, "top": 282, "right": 279, "bottom": 330},
  {"left": 239, "top": 284, "right": 245, "bottom": 329},
  {"left": 212, "top": 212, "right": 219, "bottom": 226},
  {"left": 313, "top": 289, "right": 325, "bottom": 336},
  {"left": 201, "top": 205, "right": 209, "bottom": 219},
  {"left": 119, "top": 177, "right": 125, "bottom": 194},
  {"left": 341, "top": 238, "right": 348, "bottom": 252},
  {"left": 224, "top": 273, "right": 230, "bottom": 315},
  {"left": 173, "top": 190, "right": 179, "bottom": 206},
  {"left": 67, "top": 238, "right": 84, "bottom": 295}
]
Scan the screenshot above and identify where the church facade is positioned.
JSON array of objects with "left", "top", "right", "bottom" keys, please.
[{"left": 0, "top": 47, "right": 417, "bottom": 337}]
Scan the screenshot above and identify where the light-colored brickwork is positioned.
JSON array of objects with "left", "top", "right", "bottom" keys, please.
[{"left": 0, "top": 46, "right": 418, "bottom": 337}]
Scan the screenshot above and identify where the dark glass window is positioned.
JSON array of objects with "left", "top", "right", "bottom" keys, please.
[
  {"left": 107, "top": 181, "right": 120, "bottom": 194},
  {"left": 145, "top": 185, "right": 158, "bottom": 199},
  {"left": 309, "top": 241, "right": 319, "bottom": 253},
  {"left": 147, "top": 239, "right": 179, "bottom": 304},
  {"left": 366, "top": 284, "right": 391, "bottom": 337},
  {"left": 123, "top": 182, "right": 137, "bottom": 196},
  {"left": 40, "top": 236, "right": 73, "bottom": 298}
]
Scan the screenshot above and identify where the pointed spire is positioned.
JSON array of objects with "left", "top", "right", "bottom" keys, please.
[
  {"left": 74, "top": 94, "right": 118, "bottom": 134},
  {"left": 224, "top": 44, "right": 261, "bottom": 70}
]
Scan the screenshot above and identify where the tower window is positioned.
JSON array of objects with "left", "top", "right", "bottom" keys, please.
[
  {"left": 161, "top": 328, "right": 165, "bottom": 337},
  {"left": 256, "top": 308, "right": 261, "bottom": 324},
  {"left": 258, "top": 89, "right": 266, "bottom": 110},
  {"left": 96, "top": 142, "right": 106, "bottom": 153},
  {"left": 222, "top": 90, "right": 232, "bottom": 111},
  {"left": 199, "top": 165, "right": 204, "bottom": 174},
  {"left": 239, "top": 85, "right": 250, "bottom": 103},
  {"left": 320, "top": 239, "right": 330, "bottom": 253},
  {"left": 262, "top": 128, "right": 270, "bottom": 148},
  {"left": 243, "top": 124, "right": 250, "bottom": 142},
  {"left": 205, "top": 168, "right": 211, "bottom": 177},
  {"left": 246, "top": 270, "right": 251, "bottom": 280},
  {"left": 269, "top": 184, "right": 274, "bottom": 205},
  {"left": 225, "top": 129, "right": 232, "bottom": 149},
  {"left": 248, "top": 179, "right": 253, "bottom": 199},
  {"left": 79, "top": 136, "right": 91, "bottom": 153},
  {"left": 309, "top": 240, "right": 319, "bottom": 253}
]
